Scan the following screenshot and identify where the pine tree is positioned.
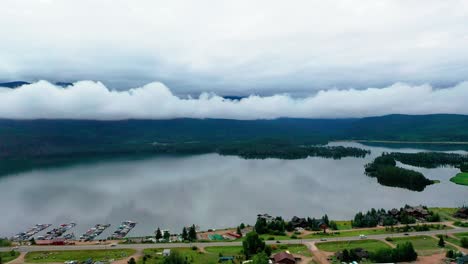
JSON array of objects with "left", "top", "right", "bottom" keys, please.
[
  {"left": 163, "top": 231, "right": 170, "bottom": 241},
  {"left": 156, "top": 228, "right": 162, "bottom": 241},
  {"left": 188, "top": 225, "right": 197, "bottom": 241},
  {"left": 181, "top": 227, "right": 188, "bottom": 241},
  {"left": 438, "top": 236, "right": 445, "bottom": 247},
  {"left": 237, "top": 226, "right": 243, "bottom": 237}
]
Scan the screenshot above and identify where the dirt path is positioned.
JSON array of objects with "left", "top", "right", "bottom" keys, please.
[
  {"left": 403, "top": 253, "right": 446, "bottom": 264},
  {"left": 6, "top": 252, "right": 26, "bottom": 264},
  {"left": 304, "top": 242, "right": 331, "bottom": 264},
  {"left": 379, "top": 238, "right": 396, "bottom": 248},
  {"left": 112, "top": 249, "right": 143, "bottom": 264}
]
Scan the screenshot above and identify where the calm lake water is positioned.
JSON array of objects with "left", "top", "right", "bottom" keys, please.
[{"left": 0, "top": 142, "right": 466, "bottom": 238}]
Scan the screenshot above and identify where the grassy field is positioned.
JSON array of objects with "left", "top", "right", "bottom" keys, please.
[
  {"left": 141, "top": 248, "right": 229, "bottom": 264},
  {"left": 428, "top": 207, "right": 458, "bottom": 221},
  {"left": 454, "top": 232, "right": 468, "bottom": 239},
  {"left": 0, "top": 251, "right": 20, "bottom": 263},
  {"left": 25, "top": 249, "right": 135, "bottom": 263},
  {"left": 392, "top": 236, "right": 456, "bottom": 256},
  {"left": 205, "top": 246, "right": 243, "bottom": 256},
  {"left": 316, "top": 239, "right": 390, "bottom": 253},
  {"left": 205, "top": 244, "right": 312, "bottom": 257},
  {"left": 260, "top": 234, "right": 291, "bottom": 241},
  {"left": 444, "top": 235, "right": 462, "bottom": 247},
  {"left": 334, "top": 220, "right": 353, "bottom": 230},
  {"left": 450, "top": 172, "right": 468, "bottom": 186}
]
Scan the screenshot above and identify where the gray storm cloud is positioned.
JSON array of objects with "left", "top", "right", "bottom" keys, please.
[
  {"left": 0, "top": 80, "right": 467, "bottom": 120},
  {"left": 1, "top": 0, "right": 468, "bottom": 92}
]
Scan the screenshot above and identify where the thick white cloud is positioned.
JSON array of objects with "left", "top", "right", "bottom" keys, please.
[
  {"left": 0, "top": 80, "right": 467, "bottom": 120},
  {"left": 1, "top": 0, "right": 468, "bottom": 93}
]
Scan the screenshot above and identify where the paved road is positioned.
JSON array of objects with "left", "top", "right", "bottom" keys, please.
[{"left": 2, "top": 227, "right": 467, "bottom": 253}]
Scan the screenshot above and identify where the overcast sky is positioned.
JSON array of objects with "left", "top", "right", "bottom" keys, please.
[{"left": 1, "top": 0, "right": 468, "bottom": 119}]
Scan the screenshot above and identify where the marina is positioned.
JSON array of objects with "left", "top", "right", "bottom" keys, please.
[{"left": 79, "top": 224, "right": 111, "bottom": 241}]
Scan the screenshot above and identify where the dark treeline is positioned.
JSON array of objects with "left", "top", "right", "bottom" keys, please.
[
  {"left": 371, "top": 242, "right": 418, "bottom": 263},
  {"left": 389, "top": 152, "right": 468, "bottom": 169},
  {"left": 254, "top": 214, "right": 333, "bottom": 236},
  {"left": 365, "top": 154, "right": 436, "bottom": 191},
  {"left": 352, "top": 205, "right": 440, "bottom": 228},
  {"left": 154, "top": 140, "right": 370, "bottom": 160}
]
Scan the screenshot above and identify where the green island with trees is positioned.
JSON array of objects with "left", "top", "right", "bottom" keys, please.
[
  {"left": 365, "top": 154, "right": 437, "bottom": 191},
  {"left": 373, "top": 152, "right": 468, "bottom": 186}
]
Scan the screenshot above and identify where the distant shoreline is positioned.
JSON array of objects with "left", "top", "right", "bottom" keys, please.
[{"left": 350, "top": 140, "right": 468, "bottom": 145}]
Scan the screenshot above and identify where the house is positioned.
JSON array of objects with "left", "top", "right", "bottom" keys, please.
[
  {"left": 258, "top": 213, "right": 275, "bottom": 223},
  {"left": 272, "top": 252, "right": 297, "bottom": 264},
  {"left": 290, "top": 216, "right": 308, "bottom": 228},
  {"left": 162, "top": 249, "right": 171, "bottom": 257}
]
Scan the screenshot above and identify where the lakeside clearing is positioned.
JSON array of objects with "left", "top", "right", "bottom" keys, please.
[
  {"left": 450, "top": 172, "right": 468, "bottom": 186},
  {"left": 392, "top": 236, "right": 456, "bottom": 256},
  {"left": 316, "top": 239, "right": 390, "bottom": 252},
  {"left": 0, "top": 251, "right": 20, "bottom": 263},
  {"left": 25, "top": 249, "right": 135, "bottom": 263}
]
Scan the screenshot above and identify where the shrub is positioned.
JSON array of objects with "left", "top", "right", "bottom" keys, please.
[{"left": 385, "top": 237, "right": 393, "bottom": 241}]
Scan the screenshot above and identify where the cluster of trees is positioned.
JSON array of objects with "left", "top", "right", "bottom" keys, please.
[
  {"left": 388, "top": 152, "right": 468, "bottom": 169},
  {"left": 181, "top": 225, "right": 197, "bottom": 242},
  {"left": 352, "top": 206, "right": 440, "bottom": 228},
  {"left": 461, "top": 237, "right": 468, "bottom": 248},
  {"left": 254, "top": 217, "right": 287, "bottom": 235},
  {"left": 370, "top": 242, "right": 417, "bottom": 262},
  {"left": 254, "top": 214, "right": 334, "bottom": 235},
  {"left": 365, "top": 154, "right": 435, "bottom": 191},
  {"left": 155, "top": 228, "right": 170, "bottom": 242},
  {"left": 152, "top": 140, "right": 370, "bottom": 160},
  {"left": 242, "top": 231, "right": 272, "bottom": 259}
]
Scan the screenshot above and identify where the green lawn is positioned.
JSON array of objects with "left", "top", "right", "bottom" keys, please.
[
  {"left": 450, "top": 172, "right": 468, "bottom": 186},
  {"left": 141, "top": 248, "right": 228, "bottom": 264},
  {"left": 334, "top": 220, "right": 353, "bottom": 230},
  {"left": 205, "top": 246, "right": 243, "bottom": 256},
  {"left": 303, "top": 229, "right": 390, "bottom": 239},
  {"left": 259, "top": 234, "right": 291, "bottom": 241},
  {"left": 428, "top": 207, "right": 458, "bottom": 221},
  {"left": 444, "top": 235, "right": 462, "bottom": 247},
  {"left": 0, "top": 251, "right": 20, "bottom": 263},
  {"left": 205, "top": 244, "right": 312, "bottom": 257},
  {"left": 391, "top": 236, "right": 456, "bottom": 256},
  {"left": 25, "top": 249, "right": 135, "bottom": 263},
  {"left": 316, "top": 239, "right": 390, "bottom": 253},
  {"left": 454, "top": 232, "right": 468, "bottom": 239}
]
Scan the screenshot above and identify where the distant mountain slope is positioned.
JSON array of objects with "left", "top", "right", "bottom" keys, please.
[
  {"left": 348, "top": 114, "right": 468, "bottom": 142},
  {"left": 0, "top": 114, "right": 467, "bottom": 159}
]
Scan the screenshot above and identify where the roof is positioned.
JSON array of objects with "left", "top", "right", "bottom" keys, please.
[{"left": 273, "top": 252, "right": 295, "bottom": 263}]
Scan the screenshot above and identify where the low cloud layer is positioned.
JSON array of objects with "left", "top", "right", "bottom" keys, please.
[
  {"left": 1, "top": 0, "right": 468, "bottom": 93},
  {"left": 0, "top": 81, "right": 467, "bottom": 120}
]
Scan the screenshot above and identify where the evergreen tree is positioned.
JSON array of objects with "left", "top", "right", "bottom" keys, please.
[
  {"left": 252, "top": 252, "right": 269, "bottom": 264},
  {"left": 127, "top": 257, "right": 136, "bottom": 264},
  {"left": 438, "top": 236, "right": 445, "bottom": 247},
  {"left": 188, "top": 225, "right": 197, "bottom": 241},
  {"left": 155, "top": 228, "right": 162, "bottom": 241},
  {"left": 341, "top": 249, "right": 350, "bottom": 262},
  {"left": 163, "top": 231, "right": 170, "bottom": 241},
  {"left": 181, "top": 227, "right": 188, "bottom": 241},
  {"left": 237, "top": 226, "right": 243, "bottom": 237}
]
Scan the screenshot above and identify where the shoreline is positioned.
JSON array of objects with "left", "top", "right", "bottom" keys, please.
[{"left": 349, "top": 140, "right": 468, "bottom": 145}]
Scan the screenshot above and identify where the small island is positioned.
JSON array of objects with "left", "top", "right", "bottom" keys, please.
[{"left": 365, "top": 154, "right": 437, "bottom": 191}]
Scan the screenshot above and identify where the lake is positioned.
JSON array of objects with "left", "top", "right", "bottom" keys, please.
[{"left": 0, "top": 142, "right": 466, "bottom": 238}]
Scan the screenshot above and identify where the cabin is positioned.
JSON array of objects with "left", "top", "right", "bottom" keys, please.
[{"left": 272, "top": 252, "right": 298, "bottom": 264}]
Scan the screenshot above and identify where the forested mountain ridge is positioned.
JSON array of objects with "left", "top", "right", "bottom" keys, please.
[{"left": 1, "top": 114, "right": 468, "bottom": 159}]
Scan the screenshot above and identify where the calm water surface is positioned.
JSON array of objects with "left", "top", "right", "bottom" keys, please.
[{"left": 0, "top": 142, "right": 466, "bottom": 238}]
